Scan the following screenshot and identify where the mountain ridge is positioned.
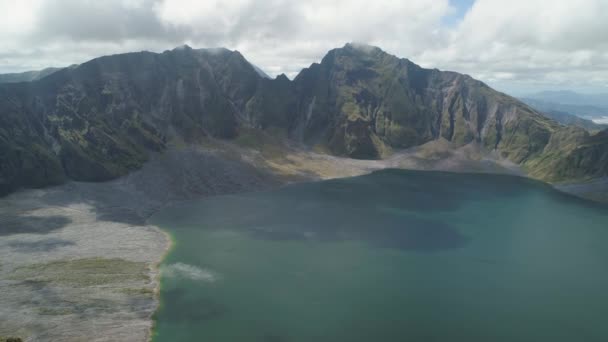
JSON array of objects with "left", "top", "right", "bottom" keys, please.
[
  {"left": 0, "top": 67, "right": 63, "bottom": 83},
  {"left": 1, "top": 43, "right": 607, "bottom": 195}
]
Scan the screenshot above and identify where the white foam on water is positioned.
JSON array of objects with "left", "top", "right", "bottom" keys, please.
[{"left": 161, "top": 262, "right": 219, "bottom": 282}]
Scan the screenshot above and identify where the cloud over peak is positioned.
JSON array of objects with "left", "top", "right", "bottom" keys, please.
[{"left": 0, "top": 0, "right": 607, "bottom": 94}]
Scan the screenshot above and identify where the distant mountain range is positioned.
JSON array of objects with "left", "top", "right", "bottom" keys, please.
[
  {"left": 0, "top": 67, "right": 63, "bottom": 83},
  {"left": 520, "top": 90, "right": 608, "bottom": 131},
  {"left": 519, "top": 98, "right": 608, "bottom": 131},
  {"left": 524, "top": 90, "right": 608, "bottom": 109},
  {"left": 1, "top": 44, "right": 607, "bottom": 195}
]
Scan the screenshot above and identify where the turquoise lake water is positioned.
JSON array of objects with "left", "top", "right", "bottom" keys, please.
[{"left": 150, "top": 170, "right": 608, "bottom": 342}]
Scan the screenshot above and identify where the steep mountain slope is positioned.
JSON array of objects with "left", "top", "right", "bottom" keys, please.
[
  {"left": 1, "top": 43, "right": 607, "bottom": 196},
  {"left": 528, "top": 128, "right": 608, "bottom": 181},
  {"left": 285, "top": 44, "right": 560, "bottom": 164},
  {"left": 0, "top": 46, "right": 262, "bottom": 194}
]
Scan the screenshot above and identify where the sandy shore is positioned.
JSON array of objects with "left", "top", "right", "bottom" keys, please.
[
  {"left": 0, "top": 140, "right": 603, "bottom": 341},
  {"left": 0, "top": 145, "right": 280, "bottom": 341},
  {"left": 0, "top": 190, "right": 170, "bottom": 341},
  {"left": 145, "top": 229, "right": 174, "bottom": 342}
]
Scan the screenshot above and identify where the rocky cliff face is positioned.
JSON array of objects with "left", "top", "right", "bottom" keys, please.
[
  {"left": 536, "top": 129, "right": 608, "bottom": 181},
  {"left": 0, "top": 46, "right": 262, "bottom": 194},
  {"left": 1, "top": 44, "right": 607, "bottom": 195},
  {"left": 284, "top": 44, "right": 560, "bottom": 163}
]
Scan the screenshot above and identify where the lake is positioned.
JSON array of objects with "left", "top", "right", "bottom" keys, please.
[{"left": 150, "top": 170, "right": 608, "bottom": 342}]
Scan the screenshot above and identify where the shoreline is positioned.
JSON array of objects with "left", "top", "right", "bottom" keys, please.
[
  {"left": 0, "top": 185, "right": 174, "bottom": 341},
  {"left": 146, "top": 227, "right": 175, "bottom": 342}
]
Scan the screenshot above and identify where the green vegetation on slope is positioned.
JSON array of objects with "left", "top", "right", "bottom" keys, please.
[
  {"left": 538, "top": 129, "right": 608, "bottom": 182},
  {"left": 0, "top": 337, "right": 23, "bottom": 342},
  {"left": 1, "top": 43, "right": 607, "bottom": 195}
]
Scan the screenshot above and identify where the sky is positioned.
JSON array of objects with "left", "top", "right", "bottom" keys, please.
[{"left": 1, "top": 0, "right": 607, "bottom": 96}]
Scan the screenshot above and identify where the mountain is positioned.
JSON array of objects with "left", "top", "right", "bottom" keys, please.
[
  {"left": 526, "top": 127, "right": 608, "bottom": 181},
  {"left": 284, "top": 44, "right": 557, "bottom": 161},
  {"left": 1, "top": 43, "right": 607, "bottom": 195},
  {"left": 0, "top": 67, "right": 63, "bottom": 83},
  {"left": 0, "top": 45, "right": 261, "bottom": 194}
]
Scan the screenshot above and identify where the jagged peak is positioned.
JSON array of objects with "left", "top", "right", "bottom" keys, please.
[
  {"left": 275, "top": 73, "right": 289, "bottom": 81},
  {"left": 173, "top": 44, "right": 192, "bottom": 51}
]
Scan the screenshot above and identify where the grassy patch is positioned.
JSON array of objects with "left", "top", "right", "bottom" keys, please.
[{"left": 9, "top": 257, "right": 148, "bottom": 287}]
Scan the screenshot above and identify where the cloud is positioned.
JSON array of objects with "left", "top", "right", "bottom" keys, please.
[
  {"left": 161, "top": 262, "right": 219, "bottom": 282},
  {"left": 417, "top": 0, "right": 608, "bottom": 93},
  {"left": 0, "top": 0, "right": 607, "bottom": 94},
  {"left": 35, "top": 0, "right": 161, "bottom": 41},
  {"left": 0, "top": 0, "right": 40, "bottom": 39}
]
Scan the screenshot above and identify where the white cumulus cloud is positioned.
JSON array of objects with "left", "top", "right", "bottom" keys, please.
[{"left": 0, "top": 0, "right": 606, "bottom": 94}]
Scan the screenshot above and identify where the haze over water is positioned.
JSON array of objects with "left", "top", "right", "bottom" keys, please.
[{"left": 151, "top": 170, "right": 608, "bottom": 342}]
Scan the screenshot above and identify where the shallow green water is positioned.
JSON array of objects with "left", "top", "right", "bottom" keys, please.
[{"left": 151, "top": 170, "right": 608, "bottom": 342}]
